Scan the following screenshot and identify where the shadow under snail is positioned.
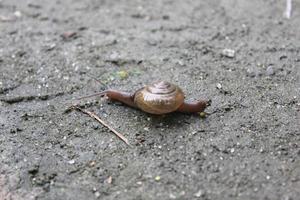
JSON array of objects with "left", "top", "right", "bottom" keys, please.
[{"left": 79, "top": 81, "right": 210, "bottom": 115}]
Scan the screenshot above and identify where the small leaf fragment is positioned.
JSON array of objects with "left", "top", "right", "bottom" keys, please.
[{"left": 117, "top": 70, "right": 129, "bottom": 79}]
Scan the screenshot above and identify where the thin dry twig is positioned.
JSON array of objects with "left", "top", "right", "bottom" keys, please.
[{"left": 70, "top": 105, "right": 130, "bottom": 146}]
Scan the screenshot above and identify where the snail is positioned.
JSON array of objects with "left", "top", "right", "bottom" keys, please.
[{"left": 79, "top": 81, "right": 210, "bottom": 115}]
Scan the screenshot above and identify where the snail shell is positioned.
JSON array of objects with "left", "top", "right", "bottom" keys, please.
[{"left": 133, "top": 81, "right": 185, "bottom": 114}]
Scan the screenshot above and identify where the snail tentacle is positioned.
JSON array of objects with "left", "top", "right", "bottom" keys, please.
[
  {"left": 77, "top": 91, "right": 108, "bottom": 100},
  {"left": 176, "top": 100, "right": 209, "bottom": 113},
  {"left": 77, "top": 90, "right": 136, "bottom": 108}
]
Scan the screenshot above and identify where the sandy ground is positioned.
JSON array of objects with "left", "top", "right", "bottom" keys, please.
[{"left": 0, "top": 0, "right": 299, "bottom": 199}]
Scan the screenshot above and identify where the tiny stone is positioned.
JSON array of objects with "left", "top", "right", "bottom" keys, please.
[
  {"left": 14, "top": 11, "right": 22, "bottom": 18},
  {"left": 89, "top": 161, "right": 96, "bottom": 167},
  {"left": 194, "top": 190, "right": 204, "bottom": 198},
  {"left": 216, "top": 83, "right": 222, "bottom": 89},
  {"left": 221, "top": 49, "right": 235, "bottom": 58},
  {"left": 45, "top": 43, "right": 56, "bottom": 51},
  {"left": 259, "top": 148, "right": 264, "bottom": 153},
  {"left": 154, "top": 176, "right": 161, "bottom": 181},
  {"left": 230, "top": 148, "right": 235, "bottom": 153},
  {"left": 68, "top": 159, "right": 75, "bottom": 164},
  {"left": 105, "top": 176, "right": 112, "bottom": 184},
  {"left": 94, "top": 191, "right": 100, "bottom": 197},
  {"left": 169, "top": 193, "right": 176, "bottom": 199},
  {"left": 266, "top": 65, "right": 275, "bottom": 76},
  {"left": 177, "top": 60, "right": 184, "bottom": 66},
  {"left": 61, "top": 31, "right": 77, "bottom": 40}
]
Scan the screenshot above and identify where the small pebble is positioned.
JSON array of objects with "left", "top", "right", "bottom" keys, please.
[
  {"left": 194, "top": 190, "right": 204, "bottom": 198},
  {"left": 176, "top": 59, "right": 184, "bottom": 66},
  {"left": 68, "top": 159, "right": 75, "bottom": 164},
  {"left": 89, "top": 161, "right": 96, "bottom": 167},
  {"left": 61, "top": 31, "right": 77, "bottom": 40},
  {"left": 191, "top": 131, "right": 197, "bottom": 135},
  {"left": 221, "top": 48, "right": 235, "bottom": 58},
  {"left": 14, "top": 11, "right": 22, "bottom": 18},
  {"left": 266, "top": 65, "right": 275, "bottom": 76},
  {"left": 154, "top": 176, "right": 161, "bottom": 181},
  {"left": 199, "top": 112, "right": 206, "bottom": 118},
  {"left": 259, "top": 148, "right": 265, "bottom": 153},
  {"left": 94, "top": 192, "right": 100, "bottom": 197},
  {"left": 105, "top": 176, "right": 112, "bottom": 184},
  {"left": 169, "top": 193, "right": 176, "bottom": 199}
]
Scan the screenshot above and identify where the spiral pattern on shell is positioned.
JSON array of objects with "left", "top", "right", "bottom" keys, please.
[{"left": 134, "top": 81, "right": 185, "bottom": 114}]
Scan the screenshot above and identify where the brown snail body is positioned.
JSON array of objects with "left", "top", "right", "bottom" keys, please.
[{"left": 79, "top": 81, "right": 209, "bottom": 115}]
